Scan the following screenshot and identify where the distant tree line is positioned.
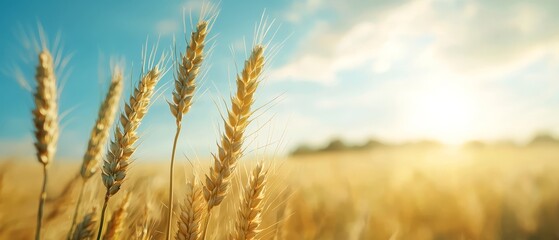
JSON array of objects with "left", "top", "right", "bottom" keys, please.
[{"left": 291, "top": 132, "right": 559, "bottom": 156}]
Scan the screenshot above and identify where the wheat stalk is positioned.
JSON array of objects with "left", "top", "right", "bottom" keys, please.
[
  {"left": 201, "top": 45, "right": 265, "bottom": 239},
  {"left": 33, "top": 49, "right": 59, "bottom": 240},
  {"left": 97, "top": 65, "right": 163, "bottom": 240},
  {"left": 231, "top": 162, "right": 267, "bottom": 240},
  {"left": 69, "top": 68, "right": 123, "bottom": 239},
  {"left": 72, "top": 207, "right": 98, "bottom": 240},
  {"left": 175, "top": 179, "right": 205, "bottom": 240},
  {"left": 103, "top": 193, "right": 130, "bottom": 240},
  {"left": 167, "top": 20, "right": 209, "bottom": 240}
]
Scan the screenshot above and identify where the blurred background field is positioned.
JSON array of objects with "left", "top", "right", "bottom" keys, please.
[{"left": 2, "top": 144, "right": 559, "bottom": 239}]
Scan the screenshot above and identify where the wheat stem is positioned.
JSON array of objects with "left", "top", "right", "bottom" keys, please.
[
  {"left": 96, "top": 194, "right": 109, "bottom": 240},
  {"left": 200, "top": 211, "right": 211, "bottom": 240},
  {"left": 36, "top": 165, "right": 48, "bottom": 240},
  {"left": 68, "top": 180, "right": 86, "bottom": 240},
  {"left": 168, "top": 125, "right": 181, "bottom": 239},
  {"left": 103, "top": 193, "right": 130, "bottom": 240}
]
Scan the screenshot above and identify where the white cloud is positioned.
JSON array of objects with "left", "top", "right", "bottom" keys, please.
[
  {"left": 155, "top": 19, "right": 179, "bottom": 36},
  {"left": 272, "top": 0, "right": 559, "bottom": 85},
  {"left": 270, "top": 55, "right": 337, "bottom": 84},
  {"left": 268, "top": 0, "right": 559, "bottom": 146},
  {"left": 271, "top": 0, "right": 430, "bottom": 84}
]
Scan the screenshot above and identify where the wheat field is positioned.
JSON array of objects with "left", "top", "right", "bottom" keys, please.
[{"left": 1, "top": 146, "right": 559, "bottom": 239}]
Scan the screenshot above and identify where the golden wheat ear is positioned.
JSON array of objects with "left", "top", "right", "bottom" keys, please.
[
  {"left": 231, "top": 162, "right": 267, "bottom": 240},
  {"left": 82, "top": 67, "right": 124, "bottom": 180},
  {"left": 34, "top": 50, "right": 59, "bottom": 166},
  {"left": 71, "top": 207, "right": 98, "bottom": 240},
  {"left": 102, "top": 67, "right": 161, "bottom": 195},
  {"left": 200, "top": 44, "right": 265, "bottom": 240},
  {"left": 203, "top": 45, "right": 265, "bottom": 210},
  {"left": 97, "top": 57, "right": 165, "bottom": 239},
  {"left": 175, "top": 178, "right": 205, "bottom": 240},
  {"left": 33, "top": 49, "right": 60, "bottom": 240},
  {"left": 168, "top": 20, "right": 208, "bottom": 124}
]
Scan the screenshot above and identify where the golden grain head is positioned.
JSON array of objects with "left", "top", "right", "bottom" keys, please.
[
  {"left": 175, "top": 180, "right": 205, "bottom": 240},
  {"left": 102, "top": 67, "right": 161, "bottom": 197},
  {"left": 33, "top": 50, "right": 59, "bottom": 166},
  {"left": 169, "top": 21, "right": 209, "bottom": 124},
  {"left": 232, "top": 163, "right": 267, "bottom": 240},
  {"left": 81, "top": 68, "right": 123, "bottom": 180},
  {"left": 204, "top": 45, "right": 265, "bottom": 211}
]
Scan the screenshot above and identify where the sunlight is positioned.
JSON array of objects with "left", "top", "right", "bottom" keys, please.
[{"left": 406, "top": 84, "right": 478, "bottom": 145}]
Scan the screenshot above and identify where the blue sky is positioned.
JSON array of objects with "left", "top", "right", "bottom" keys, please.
[{"left": 2, "top": 0, "right": 559, "bottom": 161}]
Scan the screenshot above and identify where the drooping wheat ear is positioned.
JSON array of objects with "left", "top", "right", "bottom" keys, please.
[
  {"left": 33, "top": 50, "right": 59, "bottom": 240},
  {"left": 201, "top": 45, "right": 265, "bottom": 239},
  {"left": 72, "top": 207, "right": 98, "bottom": 240},
  {"left": 82, "top": 68, "right": 124, "bottom": 180},
  {"left": 231, "top": 163, "right": 267, "bottom": 240},
  {"left": 97, "top": 66, "right": 162, "bottom": 240},
  {"left": 103, "top": 193, "right": 130, "bottom": 240},
  {"left": 166, "top": 20, "right": 209, "bottom": 240},
  {"left": 175, "top": 179, "right": 205, "bottom": 240}
]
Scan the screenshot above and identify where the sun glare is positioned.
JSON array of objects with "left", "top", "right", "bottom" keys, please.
[{"left": 406, "top": 84, "right": 478, "bottom": 145}]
